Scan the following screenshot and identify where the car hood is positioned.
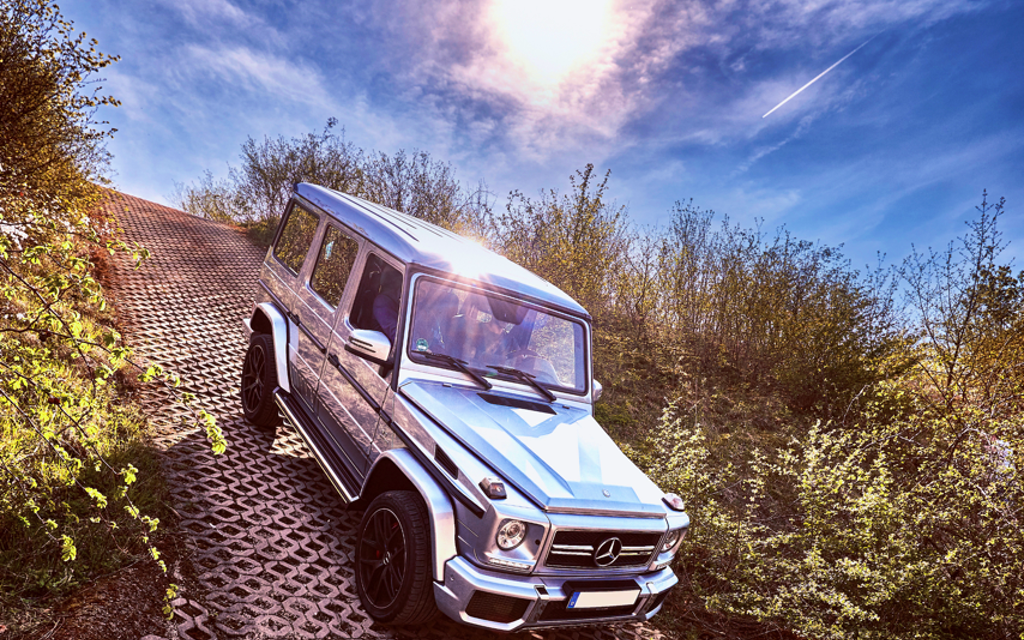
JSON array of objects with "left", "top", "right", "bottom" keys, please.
[{"left": 400, "top": 380, "right": 668, "bottom": 518}]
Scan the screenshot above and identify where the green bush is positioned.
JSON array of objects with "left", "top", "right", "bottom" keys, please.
[
  {"left": 637, "top": 403, "right": 1022, "bottom": 640},
  {"left": 173, "top": 120, "right": 491, "bottom": 245},
  {"left": 0, "top": 190, "right": 171, "bottom": 619},
  {"left": 635, "top": 196, "right": 1023, "bottom": 640}
]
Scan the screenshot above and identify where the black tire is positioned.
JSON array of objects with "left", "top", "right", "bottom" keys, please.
[
  {"left": 240, "top": 333, "right": 280, "bottom": 428},
  {"left": 355, "top": 491, "right": 438, "bottom": 625}
]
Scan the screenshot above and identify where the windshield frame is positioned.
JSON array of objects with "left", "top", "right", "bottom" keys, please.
[{"left": 403, "top": 273, "right": 590, "bottom": 397}]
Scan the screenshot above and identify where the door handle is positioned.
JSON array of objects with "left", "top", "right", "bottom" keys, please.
[
  {"left": 328, "top": 353, "right": 340, "bottom": 367},
  {"left": 287, "top": 311, "right": 301, "bottom": 326}
]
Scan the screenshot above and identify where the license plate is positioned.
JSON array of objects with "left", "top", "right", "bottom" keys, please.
[{"left": 567, "top": 588, "right": 640, "bottom": 609}]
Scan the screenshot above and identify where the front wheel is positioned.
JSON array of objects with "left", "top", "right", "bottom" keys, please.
[
  {"left": 240, "top": 333, "right": 280, "bottom": 428},
  {"left": 355, "top": 491, "right": 438, "bottom": 625}
]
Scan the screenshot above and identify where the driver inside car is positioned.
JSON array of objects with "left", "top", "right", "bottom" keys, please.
[{"left": 459, "top": 296, "right": 513, "bottom": 365}]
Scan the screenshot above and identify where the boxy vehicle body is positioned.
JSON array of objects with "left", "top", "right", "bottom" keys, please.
[{"left": 240, "top": 183, "right": 689, "bottom": 630}]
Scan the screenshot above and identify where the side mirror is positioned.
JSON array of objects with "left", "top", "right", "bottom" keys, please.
[
  {"left": 593, "top": 379, "right": 603, "bottom": 402},
  {"left": 346, "top": 329, "right": 392, "bottom": 366}
]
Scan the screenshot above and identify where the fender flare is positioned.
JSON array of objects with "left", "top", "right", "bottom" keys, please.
[
  {"left": 365, "top": 449, "right": 457, "bottom": 583},
  {"left": 245, "top": 302, "right": 291, "bottom": 394}
]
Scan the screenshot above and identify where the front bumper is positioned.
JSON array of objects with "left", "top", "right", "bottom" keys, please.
[{"left": 433, "top": 556, "right": 678, "bottom": 631}]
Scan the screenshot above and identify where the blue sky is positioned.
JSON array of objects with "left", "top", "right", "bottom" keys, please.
[{"left": 64, "top": 0, "right": 1024, "bottom": 271}]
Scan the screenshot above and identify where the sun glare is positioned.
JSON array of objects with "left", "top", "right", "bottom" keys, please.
[{"left": 489, "top": 0, "right": 615, "bottom": 88}]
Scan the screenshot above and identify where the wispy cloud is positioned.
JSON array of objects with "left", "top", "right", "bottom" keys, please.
[
  {"left": 354, "top": 0, "right": 987, "bottom": 167},
  {"left": 161, "top": 0, "right": 259, "bottom": 30},
  {"left": 183, "top": 45, "right": 332, "bottom": 109}
]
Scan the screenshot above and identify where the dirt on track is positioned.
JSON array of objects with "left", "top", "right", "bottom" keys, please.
[{"left": 85, "top": 192, "right": 667, "bottom": 640}]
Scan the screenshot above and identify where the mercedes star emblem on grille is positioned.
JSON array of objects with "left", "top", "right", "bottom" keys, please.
[{"left": 593, "top": 537, "right": 623, "bottom": 567}]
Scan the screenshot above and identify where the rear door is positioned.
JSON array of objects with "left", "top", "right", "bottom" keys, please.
[
  {"left": 292, "top": 220, "right": 362, "bottom": 417},
  {"left": 266, "top": 202, "right": 321, "bottom": 408}
]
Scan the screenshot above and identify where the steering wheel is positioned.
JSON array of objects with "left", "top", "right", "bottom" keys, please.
[
  {"left": 507, "top": 348, "right": 542, "bottom": 366},
  {"left": 506, "top": 348, "right": 561, "bottom": 385}
]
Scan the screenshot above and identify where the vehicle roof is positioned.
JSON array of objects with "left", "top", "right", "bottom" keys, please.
[{"left": 295, "top": 183, "right": 589, "bottom": 317}]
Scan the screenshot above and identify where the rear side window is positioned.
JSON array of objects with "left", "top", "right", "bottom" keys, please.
[
  {"left": 310, "top": 226, "right": 360, "bottom": 308},
  {"left": 273, "top": 205, "right": 319, "bottom": 274}
]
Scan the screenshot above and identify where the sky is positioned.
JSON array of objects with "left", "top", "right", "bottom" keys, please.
[{"left": 62, "top": 0, "right": 1024, "bottom": 272}]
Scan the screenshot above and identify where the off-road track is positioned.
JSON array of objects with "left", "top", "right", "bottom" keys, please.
[{"left": 105, "top": 192, "right": 665, "bottom": 640}]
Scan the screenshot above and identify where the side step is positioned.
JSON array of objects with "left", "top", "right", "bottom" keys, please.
[{"left": 274, "top": 390, "right": 360, "bottom": 504}]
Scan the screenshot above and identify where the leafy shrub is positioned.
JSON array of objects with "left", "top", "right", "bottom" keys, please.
[
  {"left": 0, "top": 0, "right": 119, "bottom": 218},
  {"left": 653, "top": 201, "right": 910, "bottom": 416},
  {"left": 635, "top": 195, "right": 1023, "bottom": 640},
  {"left": 638, "top": 403, "right": 1022, "bottom": 640},
  {"left": 173, "top": 119, "right": 491, "bottom": 245},
  {"left": 490, "top": 164, "right": 631, "bottom": 317},
  {"left": 900, "top": 193, "right": 1024, "bottom": 421},
  {"left": 0, "top": 188, "right": 171, "bottom": 615}
]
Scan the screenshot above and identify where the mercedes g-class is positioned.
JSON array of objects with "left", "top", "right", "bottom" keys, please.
[{"left": 240, "top": 183, "right": 689, "bottom": 631}]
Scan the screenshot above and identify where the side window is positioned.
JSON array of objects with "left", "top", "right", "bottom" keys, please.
[
  {"left": 310, "top": 226, "right": 360, "bottom": 308},
  {"left": 350, "top": 254, "right": 403, "bottom": 343},
  {"left": 273, "top": 205, "right": 319, "bottom": 274}
]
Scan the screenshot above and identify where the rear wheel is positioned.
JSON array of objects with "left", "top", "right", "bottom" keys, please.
[
  {"left": 355, "top": 491, "right": 438, "bottom": 625},
  {"left": 240, "top": 333, "right": 280, "bottom": 428}
]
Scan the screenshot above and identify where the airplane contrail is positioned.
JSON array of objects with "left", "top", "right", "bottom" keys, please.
[{"left": 762, "top": 38, "right": 873, "bottom": 118}]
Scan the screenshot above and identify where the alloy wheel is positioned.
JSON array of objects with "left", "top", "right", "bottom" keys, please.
[
  {"left": 241, "top": 343, "right": 265, "bottom": 413},
  {"left": 357, "top": 507, "right": 406, "bottom": 609}
]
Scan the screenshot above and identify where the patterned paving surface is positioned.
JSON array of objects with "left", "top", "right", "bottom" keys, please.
[{"left": 103, "top": 192, "right": 664, "bottom": 640}]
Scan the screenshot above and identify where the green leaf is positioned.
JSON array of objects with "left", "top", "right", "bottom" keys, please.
[
  {"left": 121, "top": 463, "right": 138, "bottom": 485},
  {"left": 84, "top": 486, "right": 108, "bottom": 509},
  {"left": 61, "top": 535, "right": 77, "bottom": 562}
]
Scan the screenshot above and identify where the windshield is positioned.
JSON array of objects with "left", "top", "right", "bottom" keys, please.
[{"left": 407, "top": 278, "right": 588, "bottom": 395}]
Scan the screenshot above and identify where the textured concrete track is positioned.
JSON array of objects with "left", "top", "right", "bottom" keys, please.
[{"left": 104, "top": 192, "right": 663, "bottom": 640}]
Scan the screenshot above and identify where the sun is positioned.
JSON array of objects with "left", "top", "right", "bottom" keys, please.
[{"left": 488, "top": 0, "right": 616, "bottom": 89}]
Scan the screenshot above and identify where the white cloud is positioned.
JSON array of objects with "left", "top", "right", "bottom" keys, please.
[
  {"left": 745, "top": 0, "right": 984, "bottom": 47},
  {"left": 369, "top": 0, "right": 989, "bottom": 168},
  {"left": 98, "top": 68, "right": 160, "bottom": 124},
  {"left": 717, "top": 184, "right": 804, "bottom": 226},
  {"left": 161, "top": 0, "right": 259, "bottom": 29},
  {"left": 183, "top": 45, "right": 333, "bottom": 109}
]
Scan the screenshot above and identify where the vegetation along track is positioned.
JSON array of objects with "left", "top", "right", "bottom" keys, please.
[{"left": 104, "top": 191, "right": 664, "bottom": 640}]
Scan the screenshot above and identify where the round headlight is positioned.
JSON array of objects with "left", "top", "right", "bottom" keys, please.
[
  {"left": 496, "top": 519, "right": 527, "bottom": 550},
  {"left": 661, "top": 528, "right": 684, "bottom": 553}
]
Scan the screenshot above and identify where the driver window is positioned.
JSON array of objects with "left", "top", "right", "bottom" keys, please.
[{"left": 350, "top": 254, "right": 403, "bottom": 344}]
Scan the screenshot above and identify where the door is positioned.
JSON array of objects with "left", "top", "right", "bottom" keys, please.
[
  {"left": 268, "top": 203, "right": 322, "bottom": 410},
  {"left": 291, "top": 222, "right": 361, "bottom": 418},
  {"left": 317, "top": 252, "right": 403, "bottom": 477}
]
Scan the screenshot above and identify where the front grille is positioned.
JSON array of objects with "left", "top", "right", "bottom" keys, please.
[
  {"left": 545, "top": 530, "right": 660, "bottom": 569},
  {"left": 465, "top": 591, "right": 531, "bottom": 623}
]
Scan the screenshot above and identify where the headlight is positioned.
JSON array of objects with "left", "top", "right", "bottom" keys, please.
[
  {"left": 661, "top": 528, "right": 685, "bottom": 553},
  {"left": 662, "top": 493, "right": 686, "bottom": 511},
  {"left": 496, "top": 519, "right": 527, "bottom": 550}
]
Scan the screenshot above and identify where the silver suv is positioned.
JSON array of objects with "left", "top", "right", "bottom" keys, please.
[{"left": 240, "top": 183, "right": 689, "bottom": 631}]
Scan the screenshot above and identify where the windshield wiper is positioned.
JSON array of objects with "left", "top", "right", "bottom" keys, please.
[
  {"left": 486, "top": 365, "right": 556, "bottom": 403},
  {"left": 420, "top": 352, "right": 492, "bottom": 391}
]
